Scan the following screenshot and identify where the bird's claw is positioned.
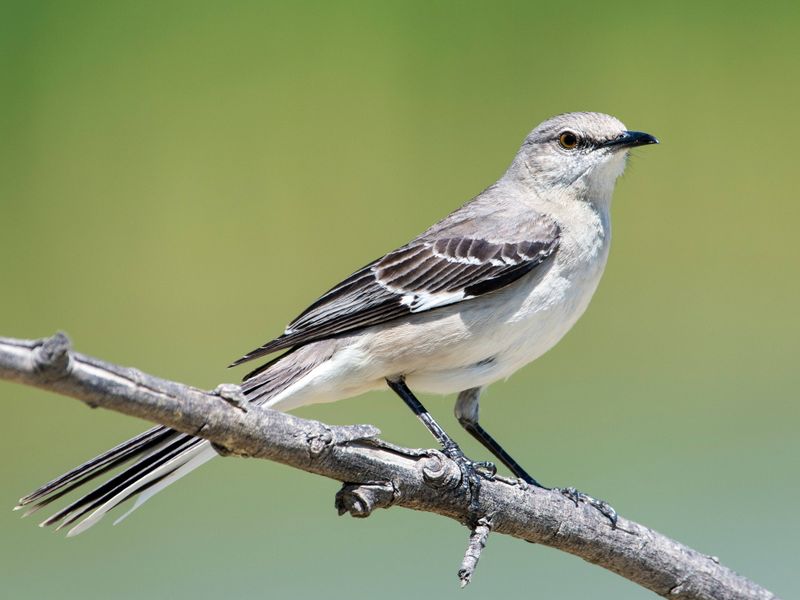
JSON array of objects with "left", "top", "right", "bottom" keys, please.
[
  {"left": 556, "top": 486, "right": 618, "bottom": 529},
  {"left": 469, "top": 460, "right": 497, "bottom": 479},
  {"left": 441, "top": 443, "right": 496, "bottom": 511}
]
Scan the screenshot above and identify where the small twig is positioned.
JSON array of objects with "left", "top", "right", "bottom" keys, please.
[
  {"left": 0, "top": 333, "right": 780, "bottom": 600},
  {"left": 458, "top": 514, "right": 493, "bottom": 587}
]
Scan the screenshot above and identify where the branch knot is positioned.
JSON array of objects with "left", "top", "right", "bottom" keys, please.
[
  {"left": 335, "top": 481, "right": 398, "bottom": 517},
  {"left": 306, "top": 425, "right": 334, "bottom": 457},
  {"left": 33, "top": 332, "right": 72, "bottom": 382},
  {"left": 212, "top": 383, "right": 248, "bottom": 412},
  {"left": 421, "top": 450, "right": 462, "bottom": 490}
]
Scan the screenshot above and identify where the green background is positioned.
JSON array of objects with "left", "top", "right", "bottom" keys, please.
[{"left": 1, "top": 2, "right": 797, "bottom": 598}]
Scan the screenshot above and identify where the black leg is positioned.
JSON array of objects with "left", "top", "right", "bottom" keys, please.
[
  {"left": 460, "top": 421, "right": 543, "bottom": 488},
  {"left": 386, "top": 377, "right": 460, "bottom": 453},
  {"left": 454, "top": 387, "right": 618, "bottom": 528},
  {"left": 455, "top": 388, "right": 539, "bottom": 483},
  {"left": 386, "top": 377, "right": 495, "bottom": 508}
]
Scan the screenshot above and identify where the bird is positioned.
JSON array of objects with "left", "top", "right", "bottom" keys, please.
[{"left": 16, "top": 112, "right": 658, "bottom": 535}]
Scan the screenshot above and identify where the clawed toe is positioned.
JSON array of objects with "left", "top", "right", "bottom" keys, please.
[
  {"left": 471, "top": 460, "right": 497, "bottom": 479},
  {"left": 556, "top": 486, "right": 618, "bottom": 528},
  {"left": 442, "top": 444, "right": 496, "bottom": 510},
  {"left": 443, "top": 447, "right": 496, "bottom": 480}
]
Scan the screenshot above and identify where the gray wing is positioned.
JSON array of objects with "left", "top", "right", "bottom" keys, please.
[{"left": 231, "top": 216, "right": 560, "bottom": 367}]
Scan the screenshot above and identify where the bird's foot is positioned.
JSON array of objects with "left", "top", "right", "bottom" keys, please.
[
  {"left": 555, "top": 486, "right": 618, "bottom": 528},
  {"left": 441, "top": 442, "right": 496, "bottom": 511}
]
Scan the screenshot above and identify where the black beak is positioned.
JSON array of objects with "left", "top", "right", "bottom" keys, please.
[{"left": 603, "top": 130, "right": 659, "bottom": 149}]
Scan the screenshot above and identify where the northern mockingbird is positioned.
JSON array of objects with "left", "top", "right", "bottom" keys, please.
[{"left": 18, "top": 112, "right": 657, "bottom": 535}]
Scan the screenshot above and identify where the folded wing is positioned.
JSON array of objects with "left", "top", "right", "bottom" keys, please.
[{"left": 233, "top": 217, "right": 560, "bottom": 366}]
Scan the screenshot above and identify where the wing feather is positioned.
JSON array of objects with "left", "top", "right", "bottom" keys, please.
[{"left": 231, "top": 217, "right": 560, "bottom": 367}]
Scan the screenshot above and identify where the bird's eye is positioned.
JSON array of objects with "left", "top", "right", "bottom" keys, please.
[{"left": 558, "top": 131, "right": 579, "bottom": 150}]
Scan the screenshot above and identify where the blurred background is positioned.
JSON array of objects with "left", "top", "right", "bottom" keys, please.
[{"left": 1, "top": 1, "right": 797, "bottom": 598}]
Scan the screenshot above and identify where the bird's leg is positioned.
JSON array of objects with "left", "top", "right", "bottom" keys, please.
[
  {"left": 386, "top": 378, "right": 495, "bottom": 509},
  {"left": 455, "top": 388, "right": 544, "bottom": 486},
  {"left": 454, "top": 388, "right": 617, "bottom": 528}
]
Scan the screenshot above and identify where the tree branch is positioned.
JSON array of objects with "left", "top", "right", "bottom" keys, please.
[{"left": 0, "top": 333, "right": 777, "bottom": 599}]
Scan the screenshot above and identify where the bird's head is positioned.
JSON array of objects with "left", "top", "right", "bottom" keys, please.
[{"left": 510, "top": 112, "right": 658, "bottom": 204}]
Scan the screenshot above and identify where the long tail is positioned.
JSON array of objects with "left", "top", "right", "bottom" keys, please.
[
  {"left": 16, "top": 344, "right": 329, "bottom": 536},
  {"left": 15, "top": 427, "right": 216, "bottom": 536}
]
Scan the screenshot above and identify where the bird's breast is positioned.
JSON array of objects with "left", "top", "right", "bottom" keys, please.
[{"left": 500, "top": 204, "right": 610, "bottom": 359}]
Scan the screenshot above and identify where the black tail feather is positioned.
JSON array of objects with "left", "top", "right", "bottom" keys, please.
[
  {"left": 46, "top": 435, "right": 202, "bottom": 530},
  {"left": 18, "top": 426, "right": 174, "bottom": 508}
]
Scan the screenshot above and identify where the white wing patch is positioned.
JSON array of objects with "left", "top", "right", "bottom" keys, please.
[{"left": 399, "top": 289, "right": 467, "bottom": 313}]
